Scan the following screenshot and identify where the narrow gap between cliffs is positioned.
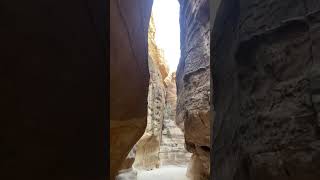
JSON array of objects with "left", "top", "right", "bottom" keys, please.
[{"left": 116, "top": 0, "right": 192, "bottom": 179}]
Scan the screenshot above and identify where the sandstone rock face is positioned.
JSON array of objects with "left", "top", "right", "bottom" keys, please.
[
  {"left": 211, "top": 0, "right": 320, "bottom": 180},
  {"left": 110, "top": 0, "right": 153, "bottom": 179},
  {"left": 116, "top": 147, "right": 137, "bottom": 180},
  {"left": 119, "top": 146, "right": 136, "bottom": 171},
  {"left": 133, "top": 55, "right": 167, "bottom": 170},
  {"left": 160, "top": 73, "right": 192, "bottom": 166},
  {"left": 148, "top": 16, "right": 169, "bottom": 83},
  {"left": 164, "top": 73, "right": 178, "bottom": 118},
  {"left": 177, "top": 0, "right": 211, "bottom": 179},
  {"left": 133, "top": 15, "right": 168, "bottom": 170}
]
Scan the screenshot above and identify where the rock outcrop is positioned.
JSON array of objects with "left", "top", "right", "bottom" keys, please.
[
  {"left": 119, "top": 146, "right": 137, "bottom": 171},
  {"left": 160, "top": 73, "right": 192, "bottom": 166},
  {"left": 116, "top": 146, "right": 137, "bottom": 180},
  {"left": 177, "top": 0, "right": 211, "bottom": 179},
  {"left": 148, "top": 15, "right": 169, "bottom": 83},
  {"left": 211, "top": 0, "right": 320, "bottom": 180},
  {"left": 110, "top": 0, "right": 153, "bottom": 179},
  {"left": 133, "top": 15, "right": 168, "bottom": 170}
]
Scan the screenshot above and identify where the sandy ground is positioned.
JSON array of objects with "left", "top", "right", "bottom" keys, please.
[{"left": 137, "top": 165, "right": 189, "bottom": 180}]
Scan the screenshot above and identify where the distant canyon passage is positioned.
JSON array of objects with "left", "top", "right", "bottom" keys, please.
[
  {"left": 111, "top": 0, "right": 210, "bottom": 179},
  {"left": 115, "top": 11, "right": 193, "bottom": 179}
]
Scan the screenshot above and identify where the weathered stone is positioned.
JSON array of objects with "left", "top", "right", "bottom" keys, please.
[
  {"left": 148, "top": 16, "right": 169, "bottom": 83},
  {"left": 187, "top": 148, "right": 210, "bottom": 180},
  {"left": 110, "top": 0, "right": 153, "bottom": 179},
  {"left": 119, "top": 146, "right": 136, "bottom": 171},
  {"left": 177, "top": 0, "right": 211, "bottom": 179},
  {"left": 211, "top": 0, "right": 320, "bottom": 180},
  {"left": 133, "top": 15, "right": 168, "bottom": 170},
  {"left": 160, "top": 72, "right": 192, "bottom": 167}
]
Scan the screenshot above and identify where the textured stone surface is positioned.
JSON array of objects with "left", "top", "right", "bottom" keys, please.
[
  {"left": 116, "top": 147, "right": 137, "bottom": 180},
  {"left": 133, "top": 55, "right": 166, "bottom": 170},
  {"left": 164, "top": 72, "right": 178, "bottom": 121},
  {"left": 177, "top": 0, "right": 211, "bottom": 179},
  {"left": 211, "top": 0, "right": 320, "bottom": 180},
  {"left": 148, "top": 15, "right": 169, "bottom": 83},
  {"left": 110, "top": 0, "right": 153, "bottom": 179},
  {"left": 160, "top": 73, "right": 192, "bottom": 167},
  {"left": 119, "top": 146, "right": 137, "bottom": 171},
  {"left": 133, "top": 15, "right": 168, "bottom": 170},
  {"left": 187, "top": 147, "right": 210, "bottom": 180}
]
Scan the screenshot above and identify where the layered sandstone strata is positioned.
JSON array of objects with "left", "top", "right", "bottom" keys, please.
[
  {"left": 211, "top": 0, "right": 320, "bottom": 180},
  {"left": 110, "top": 0, "right": 153, "bottom": 179},
  {"left": 177, "top": 0, "right": 211, "bottom": 179}
]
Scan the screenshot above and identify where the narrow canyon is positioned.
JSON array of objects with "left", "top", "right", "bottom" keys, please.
[
  {"left": 111, "top": 0, "right": 210, "bottom": 179},
  {"left": 110, "top": 0, "right": 320, "bottom": 180},
  {"left": 116, "top": 13, "right": 194, "bottom": 180}
]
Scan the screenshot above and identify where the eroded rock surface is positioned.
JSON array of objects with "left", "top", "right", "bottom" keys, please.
[
  {"left": 119, "top": 146, "right": 137, "bottom": 171},
  {"left": 212, "top": 0, "right": 320, "bottom": 180},
  {"left": 133, "top": 15, "right": 168, "bottom": 170},
  {"left": 148, "top": 16, "right": 169, "bottom": 83},
  {"left": 160, "top": 73, "right": 192, "bottom": 166},
  {"left": 110, "top": 0, "right": 153, "bottom": 179},
  {"left": 177, "top": 0, "right": 210, "bottom": 179}
]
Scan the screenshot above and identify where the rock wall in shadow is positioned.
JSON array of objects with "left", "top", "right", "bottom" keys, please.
[
  {"left": 211, "top": 0, "right": 320, "bottom": 179},
  {"left": 177, "top": 0, "right": 211, "bottom": 179}
]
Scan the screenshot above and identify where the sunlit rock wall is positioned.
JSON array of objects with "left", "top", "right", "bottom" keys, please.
[
  {"left": 110, "top": 0, "right": 153, "bottom": 179},
  {"left": 133, "top": 15, "right": 168, "bottom": 170}
]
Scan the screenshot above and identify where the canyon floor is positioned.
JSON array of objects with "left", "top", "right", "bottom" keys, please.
[{"left": 137, "top": 165, "right": 189, "bottom": 180}]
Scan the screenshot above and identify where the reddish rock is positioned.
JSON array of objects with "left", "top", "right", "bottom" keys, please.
[{"left": 110, "top": 0, "right": 153, "bottom": 179}]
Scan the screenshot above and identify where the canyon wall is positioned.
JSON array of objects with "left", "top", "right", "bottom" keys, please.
[
  {"left": 116, "top": 146, "right": 137, "bottom": 180},
  {"left": 133, "top": 15, "right": 169, "bottom": 170},
  {"left": 211, "top": 0, "right": 320, "bottom": 180},
  {"left": 110, "top": 0, "right": 153, "bottom": 179},
  {"left": 160, "top": 73, "right": 192, "bottom": 166},
  {"left": 177, "top": 0, "right": 211, "bottom": 179}
]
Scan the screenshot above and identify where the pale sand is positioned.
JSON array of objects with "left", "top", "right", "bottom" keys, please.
[{"left": 137, "top": 165, "right": 189, "bottom": 180}]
